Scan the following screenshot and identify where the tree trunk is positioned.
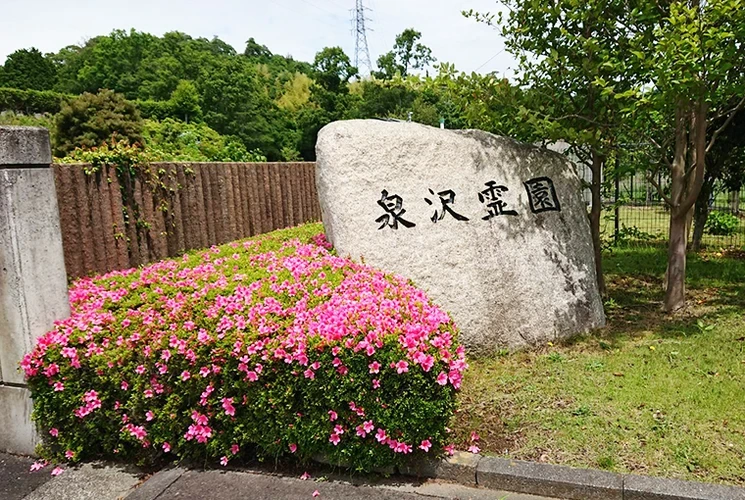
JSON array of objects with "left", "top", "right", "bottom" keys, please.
[
  {"left": 589, "top": 150, "right": 605, "bottom": 296},
  {"left": 663, "top": 98, "right": 707, "bottom": 312},
  {"left": 664, "top": 213, "right": 688, "bottom": 311},
  {"left": 691, "top": 178, "right": 713, "bottom": 252}
]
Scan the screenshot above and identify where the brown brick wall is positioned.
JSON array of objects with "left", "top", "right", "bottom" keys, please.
[{"left": 52, "top": 162, "right": 321, "bottom": 280}]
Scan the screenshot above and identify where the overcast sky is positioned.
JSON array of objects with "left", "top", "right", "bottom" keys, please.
[{"left": 1, "top": 0, "right": 517, "bottom": 77}]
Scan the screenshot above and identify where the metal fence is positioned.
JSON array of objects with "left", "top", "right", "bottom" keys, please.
[{"left": 568, "top": 147, "right": 745, "bottom": 249}]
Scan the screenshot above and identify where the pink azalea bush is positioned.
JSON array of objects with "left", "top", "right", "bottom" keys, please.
[{"left": 24, "top": 224, "right": 467, "bottom": 471}]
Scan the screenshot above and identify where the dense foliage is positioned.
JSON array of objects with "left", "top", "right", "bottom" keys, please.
[
  {"left": 0, "top": 29, "right": 530, "bottom": 161},
  {"left": 53, "top": 90, "right": 144, "bottom": 157},
  {"left": 23, "top": 226, "right": 466, "bottom": 471},
  {"left": 704, "top": 211, "right": 740, "bottom": 236}
]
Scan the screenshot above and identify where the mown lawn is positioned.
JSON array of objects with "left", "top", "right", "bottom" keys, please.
[{"left": 452, "top": 246, "right": 745, "bottom": 486}]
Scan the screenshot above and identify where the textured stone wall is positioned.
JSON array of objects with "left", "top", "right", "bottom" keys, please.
[{"left": 52, "top": 162, "right": 321, "bottom": 279}]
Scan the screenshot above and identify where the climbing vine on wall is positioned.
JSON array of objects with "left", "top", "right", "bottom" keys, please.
[{"left": 60, "top": 138, "right": 183, "bottom": 259}]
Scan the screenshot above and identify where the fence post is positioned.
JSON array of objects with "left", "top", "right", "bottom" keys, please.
[
  {"left": 0, "top": 126, "right": 70, "bottom": 455},
  {"left": 614, "top": 172, "right": 620, "bottom": 243}
]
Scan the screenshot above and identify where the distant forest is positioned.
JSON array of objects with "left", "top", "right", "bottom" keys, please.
[{"left": 0, "top": 29, "right": 527, "bottom": 161}]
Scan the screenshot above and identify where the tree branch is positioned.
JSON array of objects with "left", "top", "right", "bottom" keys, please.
[
  {"left": 647, "top": 172, "right": 674, "bottom": 206},
  {"left": 649, "top": 137, "right": 672, "bottom": 168},
  {"left": 707, "top": 94, "right": 745, "bottom": 153}
]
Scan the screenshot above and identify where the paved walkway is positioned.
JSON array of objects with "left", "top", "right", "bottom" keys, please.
[{"left": 1, "top": 452, "right": 557, "bottom": 500}]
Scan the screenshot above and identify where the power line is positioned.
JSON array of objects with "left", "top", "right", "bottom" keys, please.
[
  {"left": 473, "top": 47, "right": 506, "bottom": 73},
  {"left": 298, "top": 0, "right": 337, "bottom": 18},
  {"left": 351, "top": 0, "right": 374, "bottom": 74}
]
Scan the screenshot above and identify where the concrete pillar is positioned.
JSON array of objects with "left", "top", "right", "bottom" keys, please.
[{"left": 0, "top": 126, "right": 70, "bottom": 455}]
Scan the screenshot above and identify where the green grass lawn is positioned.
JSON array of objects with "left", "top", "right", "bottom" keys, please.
[{"left": 453, "top": 246, "right": 745, "bottom": 486}]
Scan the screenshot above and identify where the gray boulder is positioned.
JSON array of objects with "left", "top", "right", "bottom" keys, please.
[{"left": 315, "top": 119, "right": 604, "bottom": 352}]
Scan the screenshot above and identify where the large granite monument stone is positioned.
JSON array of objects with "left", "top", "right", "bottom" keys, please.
[{"left": 315, "top": 119, "right": 604, "bottom": 352}]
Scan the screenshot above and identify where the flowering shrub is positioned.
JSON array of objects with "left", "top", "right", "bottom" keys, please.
[{"left": 24, "top": 224, "right": 466, "bottom": 471}]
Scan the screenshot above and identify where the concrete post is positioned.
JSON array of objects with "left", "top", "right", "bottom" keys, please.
[{"left": 0, "top": 126, "right": 70, "bottom": 455}]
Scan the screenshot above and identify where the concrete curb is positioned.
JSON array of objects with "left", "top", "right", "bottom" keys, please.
[
  {"left": 125, "top": 466, "right": 186, "bottom": 500},
  {"left": 396, "top": 453, "right": 745, "bottom": 500}
]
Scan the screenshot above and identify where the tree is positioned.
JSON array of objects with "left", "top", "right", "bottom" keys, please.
[
  {"left": 0, "top": 48, "right": 57, "bottom": 90},
  {"left": 375, "top": 29, "right": 436, "bottom": 79},
  {"left": 630, "top": 0, "right": 745, "bottom": 310},
  {"left": 313, "top": 47, "right": 358, "bottom": 93},
  {"left": 53, "top": 89, "right": 144, "bottom": 157},
  {"left": 200, "top": 58, "right": 284, "bottom": 160},
  {"left": 168, "top": 80, "right": 202, "bottom": 122},
  {"left": 466, "top": 0, "right": 639, "bottom": 296},
  {"left": 690, "top": 105, "right": 745, "bottom": 251}
]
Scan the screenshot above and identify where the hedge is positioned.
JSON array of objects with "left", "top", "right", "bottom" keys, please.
[
  {"left": 0, "top": 87, "right": 71, "bottom": 114},
  {"left": 23, "top": 224, "right": 467, "bottom": 471}
]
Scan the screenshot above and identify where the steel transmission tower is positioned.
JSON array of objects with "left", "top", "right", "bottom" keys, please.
[{"left": 351, "top": 0, "right": 373, "bottom": 74}]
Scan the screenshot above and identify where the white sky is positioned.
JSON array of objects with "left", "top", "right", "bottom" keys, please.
[{"left": 0, "top": 0, "right": 517, "bottom": 77}]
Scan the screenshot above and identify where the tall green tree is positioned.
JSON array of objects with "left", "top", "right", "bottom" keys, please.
[
  {"left": 628, "top": 0, "right": 745, "bottom": 310},
  {"left": 313, "top": 47, "right": 357, "bottom": 93},
  {"left": 168, "top": 80, "right": 202, "bottom": 123},
  {"left": 0, "top": 48, "right": 57, "bottom": 90},
  {"left": 375, "top": 29, "right": 436, "bottom": 79}
]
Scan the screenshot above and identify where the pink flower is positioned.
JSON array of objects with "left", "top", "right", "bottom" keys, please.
[
  {"left": 470, "top": 431, "right": 480, "bottom": 442},
  {"left": 289, "top": 443, "right": 297, "bottom": 453},
  {"left": 51, "top": 467, "right": 64, "bottom": 476},
  {"left": 329, "top": 433, "right": 341, "bottom": 446},
  {"left": 121, "top": 381, "right": 129, "bottom": 390},
  {"left": 30, "top": 460, "right": 48, "bottom": 472},
  {"left": 162, "top": 442, "right": 171, "bottom": 453},
  {"left": 333, "top": 424, "right": 344, "bottom": 435},
  {"left": 145, "top": 411, "right": 154, "bottom": 421},
  {"left": 368, "top": 361, "right": 381, "bottom": 374},
  {"left": 222, "top": 397, "right": 236, "bottom": 416},
  {"left": 65, "top": 450, "right": 75, "bottom": 459},
  {"left": 143, "top": 389, "right": 154, "bottom": 398},
  {"left": 468, "top": 445, "right": 481, "bottom": 454},
  {"left": 199, "top": 366, "right": 211, "bottom": 377},
  {"left": 372, "top": 379, "right": 380, "bottom": 389},
  {"left": 220, "top": 456, "right": 229, "bottom": 466},
  {"left": 53, "top": 382, "right": 64, "bottom": 392},
  {"left": 395, "top": 360, "right": 409, "bottom": 374},
  {"left": 419, "top": 440, "right": 432, "bottom": 452},
  {"left": 312, "top": 490, "right": 320, "bottom": 497},
  {"left": 375, "top": 428, "right": 387, "bottom": 443},
  {"left": 436, "top": 372, "right": 448, "bottom": 385},
  {"left": 300, "top": 472, "right": 311, "bottom": 480},
  {"left": 328, "top": 410, "right": 337, "bottom": 421},
  {"left": 49, "top": 428, "right": 59, "bottom": 437},
  {"left": 180, "top": 370, "right": 191, "bottom": 381},
  {"left": 44, "top": 363, "right": 59, "bottom": 378},
  {"left": 444, "top": 444, "right": 456, "bottom": 456},
  {"left": 135, "top": 365, "right": 146, "bottom": 375},
  {"left": 303, "top": 369, "right": 315, "bottom": 379},
  {"left": 231, "top": 444, "right": 240, "bottom": 455}
]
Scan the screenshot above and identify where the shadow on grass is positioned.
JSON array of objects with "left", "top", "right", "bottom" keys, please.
[{"left": 565, "top": 245, "right": 745, "bottom": 351}]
